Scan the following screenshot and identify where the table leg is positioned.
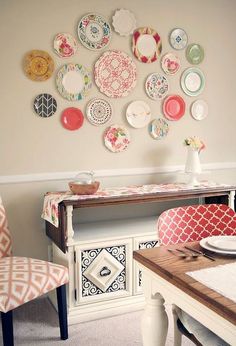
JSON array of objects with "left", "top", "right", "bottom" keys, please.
[{"left": 141, "top": 273, "right": 168, "bottom": 346}]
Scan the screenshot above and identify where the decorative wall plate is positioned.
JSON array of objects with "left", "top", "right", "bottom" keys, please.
[
  {"left": 169, "top": 28, "right": 188, "bottom": 50},
  {"left": 161, "top": 53, "right": 181, "bottom": 75},
  {"left": 186, "top": 43, "right": 204, "bottom": 65},
  {"left": 145, "top": 73, "right": 169, "bottom": 100},
  {"left": 132, "top": 27, "right": 162, "bottom": 63},
  {"left": 104, "top": 124, "right": 130, "bottom": 152},
  {"left": 191, "top": 100, "right": 208, "bottom": 120},
  {"left": 112, "top": 9, "right": 136, "bottom": 36},
  {"left": 94, "top": 50, "right": 137, "bottom": 98},
  {"left": 149, "top": 118, "right": 169, "bottom": 139},
  {"left": 56, "top": 64, "right": 92, "bottom": 101},
  {"left": 78, "top": 13, "right": 112, "bottom": 51},
  {"left": 61, "top": 107, "right": 84, "bottom": 130},
  {"left": 23, "top": 50, "right": 54, "bottom": 81},
  {"left": 86, "top": 98, "right": 112, "bottom": 126},
  {"left": 181, "top": 67, "right": 205, "bottom": 96},
  {"left": 163, "top": 95, "right": 185, "bottom": 121},
  {"left": 53, "top": 33, "right": 78, "bottom": 58},
  {"left": 126, "top": 100, "right": 151, "bottom": 128},
  {"left": 33, "top": 94, "right": 57, "bottom": 117}
]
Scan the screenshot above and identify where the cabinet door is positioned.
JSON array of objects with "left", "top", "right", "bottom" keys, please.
[
  {"left": 133, "top": 235, "right": 159, "bottom": 295},
  {"left": 75, "top": 238, "right": 132, "bottom": 304}
]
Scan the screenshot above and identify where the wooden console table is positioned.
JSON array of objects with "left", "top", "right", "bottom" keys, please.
[{"left": 42, "top": 183, "right": 236, "bottom": 324}]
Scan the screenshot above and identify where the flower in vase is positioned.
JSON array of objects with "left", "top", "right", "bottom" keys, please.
[{"left": 184, "top": 136, "right": 205, "bottom": 152}]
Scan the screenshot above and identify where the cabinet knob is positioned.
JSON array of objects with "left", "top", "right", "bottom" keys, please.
[{"left": 99, "top": 266, "right": 111, "bottom": 277}]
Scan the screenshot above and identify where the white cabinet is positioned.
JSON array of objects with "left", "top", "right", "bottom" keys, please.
[{"left": 51, "top": 217, "right": 158, "bottom": 324}]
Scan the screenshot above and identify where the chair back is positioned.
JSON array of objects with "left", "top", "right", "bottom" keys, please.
[
  {"left": 157, "top": 204, "right": 236, "bottom": 246},
  {"left": 0, "top": 197, "right": 12, "bottom": 258}
]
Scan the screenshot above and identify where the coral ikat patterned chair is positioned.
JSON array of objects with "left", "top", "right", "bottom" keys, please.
[
  {"left": 0, "top": 197, "right": 69, "bottom": 346},
  {"left": 157, "top": 203, "right": 236, "bottom": 346}
]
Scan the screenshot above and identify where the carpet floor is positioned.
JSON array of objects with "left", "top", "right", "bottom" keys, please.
[{"left": 0, "top": 298, "right": 195, "bottom": 345}]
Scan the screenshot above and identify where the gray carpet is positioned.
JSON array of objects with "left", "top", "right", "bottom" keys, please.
[{"left": 0, "top": 298, "right": 195, "bottom": 345}]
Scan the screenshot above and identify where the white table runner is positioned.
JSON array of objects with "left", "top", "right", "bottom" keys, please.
[{"left": 187, "top": 261, "right": 236, "bottom": 303}]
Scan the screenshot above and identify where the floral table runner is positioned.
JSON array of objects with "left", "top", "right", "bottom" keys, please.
[{"left": 41, "top": 182, "right": 230, "bottom": 227}]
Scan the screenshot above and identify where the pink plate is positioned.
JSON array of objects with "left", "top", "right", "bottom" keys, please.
[
  {"left": 163, "top": 95, "right": 185, "bottom": 121},
  {"left": 61, "top": 107, "right": 84, "bottom": 130}
]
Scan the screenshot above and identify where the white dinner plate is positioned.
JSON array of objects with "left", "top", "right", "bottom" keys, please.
[
  {"left": 207, "top": 236, "right": 236, "bottom": 251},
  {"left": 200, "top": 237, "right": 236, "bottom": 255},
  {"left": 126, "top": 100, "right": 151, "bottom": 128},
  {"left": 191, "top": 100, "right": 208, "bottom": 120}
]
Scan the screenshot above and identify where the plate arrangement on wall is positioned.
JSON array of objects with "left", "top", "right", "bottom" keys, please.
[
  {"left": 33, "top": 93, "right": 57, "bottom": 117},
  {"left": 161, "top": 53, "right": 181, "bottom": 75},
  {"left": 53, "top": 33, "right": 78, "bottom": 58},
  {"left": 23, "top": 50, "right": 54, "bottom": 81},
  {"left": 86, "top": 98, "right": 113, "bottom": 126},
  {"left": 169, "top": 28, "right": 188, "bottom": 50},
  {"left": 181, "top": 67, "right": 205, "bottom": 96},
  {"left": 149, "top": 118, "right": 169, "bottom": 140},
  {"left": 132, "top": 27, "right": 162, "bottom": 63},
  {"left": 112, "top": 9, "right": 136, "bottom": 36},
  {"left": 56, "top": 63, "right": 92, "bottom": 101},
  {"left": 104, "top": 124, "right": 130, "bottom": 152},
  {"left": 190, "top": 100, "right": 208, "bottom": 120},
  {"left": 94, "top": 50, "right": 137, "bottom": 98},
  {"left": 145, "top": 73, "right": 169, "bottom": 100},
  {"left": 78, "top": 13, "right": 112, "bottom": 50},
  {"left": 126, "top": 100, "right": 151, "bottom": 128},
  {"left": 61, "top": 107, "right": 84, "bottom": 130}
]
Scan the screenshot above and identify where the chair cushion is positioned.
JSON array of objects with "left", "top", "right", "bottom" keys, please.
[
  {"left": 0, "top": 256, "right": 68, "bottom": 313},
  {"left": 0, "top": 198, "right": 12, "bottom": 258}
]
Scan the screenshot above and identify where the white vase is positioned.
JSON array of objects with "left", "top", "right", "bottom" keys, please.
[{"left": 185, "top": 147, "right": 202, "bottom": 186}]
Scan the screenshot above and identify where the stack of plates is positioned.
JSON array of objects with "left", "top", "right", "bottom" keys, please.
[{"left": 200, "top": 236, "right": 236, "bottom": 255}]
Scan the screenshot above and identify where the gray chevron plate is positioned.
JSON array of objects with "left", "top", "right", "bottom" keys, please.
[{"left": 33, "top": 93, "right": 57, "bottom": 117}]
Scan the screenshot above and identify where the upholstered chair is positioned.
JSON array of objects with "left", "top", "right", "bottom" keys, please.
[
  {"left": 157, "top": 203, "right": 236, "bottom": 346},
  {"left": 0, "top": 196, "right": 69, "bottom": 346}
]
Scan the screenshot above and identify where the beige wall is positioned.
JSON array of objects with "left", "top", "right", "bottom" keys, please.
[{"left": 1, "top": 0, "right": 236, "bottom": 258}]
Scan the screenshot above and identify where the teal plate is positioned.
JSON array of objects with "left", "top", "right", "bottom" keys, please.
[
  {"left": 181, "top": 67, "right": 205, "bottom": 97},
  {"left": 186, "top": 43, "right": 204, "bottom": 65}
]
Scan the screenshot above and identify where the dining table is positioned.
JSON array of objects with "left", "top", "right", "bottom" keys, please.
[{"left": 133, "top": 241, "right": 236, "bottom": 346}]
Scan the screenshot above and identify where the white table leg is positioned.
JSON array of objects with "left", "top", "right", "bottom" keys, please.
[
  {"left": 228, "top": 190, "right": 235, "bottom": 210},
  {"left": 141, "top": 272, "right": 168, "bottom": 346}
]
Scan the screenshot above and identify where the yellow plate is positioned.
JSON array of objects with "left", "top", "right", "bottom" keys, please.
[{"left": 23, "top": 50, "right": 54, "bottom": 81}]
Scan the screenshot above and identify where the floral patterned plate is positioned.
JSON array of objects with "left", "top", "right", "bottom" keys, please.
[
  {"left": 161, "top": 53, "right": 180, "bottom": 75},
  {"left": 61, "top": 107, "right": 84, "bottom": 130},
  {"left": 56, "top": 63, "right": 92, "bottom": 101},
  {"left": 181, "top": 67, "right": 205, "bottom": 96},
  {"left": 112, "top": 9, "right": 136, "bottom": 36},
  {"left": 86, "top": 98, "right": 112, "bottom": 126},
  {"left": 78, "top": 13, "right": 112, "bottom": 51},
  {"left": 94, "top": 50, "right": 137, "bottom": 98},
  {"left": 126, "top": 100, "right": 151, "bottom": 128},
  {"left": 23, "top": 50, "right": 54, "bottom": 81},
  {"left": 132, "top": 27, "right": 162, "bottom": 63},
  {"left": 149, "top": 118, "right": 169, "bottom": 139},
  {"left": 104, "top": 124, "right": 130, "bottom": 152},
  {"left": 53, "top": 33, "right": 78, "bottom": 58},
  {"left": 169, "top": 28, "right": 188, "bottom": 50},
  {"left": 186, "top": 43, "right": 204, "bottom": 65},
  {"left": 163, "top": 95, "right": 185, "bottom": 121},
  {"left": 145, "top": 73, "right": 169, "bottom": 100}
]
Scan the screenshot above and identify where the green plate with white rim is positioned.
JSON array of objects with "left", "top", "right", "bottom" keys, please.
[
  {"left": 181, "top": 67, "right": 205, "bottom": 97},
  {"left": 186, "top": 43, "right": 204, "bottom": 65}
]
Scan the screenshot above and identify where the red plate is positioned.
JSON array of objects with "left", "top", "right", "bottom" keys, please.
[
  {"left": 163, "top": 95, "right": 185, "bottom": 121},
  {"left": 61, "top": 107, "right": 84, "bottom": 130}
]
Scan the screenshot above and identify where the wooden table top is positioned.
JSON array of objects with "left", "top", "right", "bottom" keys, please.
[{"left": 133, "top": 241, "right": 236, "bottom": 326}]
